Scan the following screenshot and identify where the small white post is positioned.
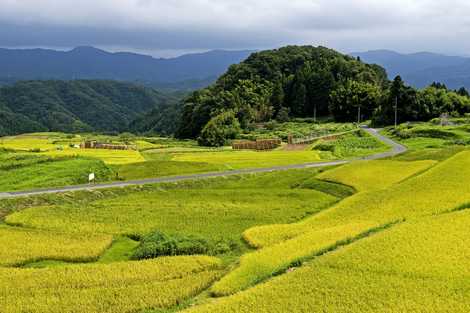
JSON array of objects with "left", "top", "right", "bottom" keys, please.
[{"left": 88, "top": 173, "right": 95, "bottom": 184}]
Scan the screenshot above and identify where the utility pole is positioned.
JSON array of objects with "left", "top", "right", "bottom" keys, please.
[
  {"left": 313, "top": 104, "right": 317, "bottom": 123},
  {"left": 357, "top": 105, "right": 361, "bottom": 124},
  {"left": 394, "top": 96, "right": 398, "bottom": 128}
]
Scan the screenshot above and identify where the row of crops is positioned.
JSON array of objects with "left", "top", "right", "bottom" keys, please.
[{"left": 2, "top": 256, "right": 222, "bottom": 313}]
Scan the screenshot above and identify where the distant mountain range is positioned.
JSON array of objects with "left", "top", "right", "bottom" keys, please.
[
  {"left": 2, "top": 46, "right": 470, "bottom": 92},
  {"left": 352, "top": 50, "right": 470, "bottom": 90},
  {"left": 0, "top": 47, "right": 253, "bottom": 90}
]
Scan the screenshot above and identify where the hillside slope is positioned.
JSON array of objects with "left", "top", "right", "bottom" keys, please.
[
  {"left": 177, "top": 46, "right": 388, "bottom": 139},
  {"left": 0, "top": 80, "right": 179, "bottom": 135}
]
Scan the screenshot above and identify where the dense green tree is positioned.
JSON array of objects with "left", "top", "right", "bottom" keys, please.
[
  {"left": 177, "top": 46, "right": 388, "bottom": 139},
  {"left": 456, "top": 87, "right": 470, "bottom": 97},
  {"left": 373, "top": 76, "right": 420, "bottom": 125},
  {"left": 372, "top": 78, "right": 470, "bottom": 125},
  {"left": 198, "top": 111, "right": 241, "bottom": 147},
  {"left": 329, "top": 80, "right": 381, "bottom": 122},
  {"left": 430, "top": 82, "right": 448, "bottom": 90}
]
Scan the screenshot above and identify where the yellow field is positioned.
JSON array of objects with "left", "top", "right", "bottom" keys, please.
[
  {"left": 41, "top": 148, "right": 145, "bottom": 164},
  {"left": 183, "top": 211, "right": 470, "bottom": 312},
  {"left": 1, "top": 256, "right": 223, "bottom": 313},
  {"left": 205, "top": 152, "right": 470, "bottom": 297},
  {"left": 210, "top": 221, "right": 377, "bottom": 296},
  {"left": 0, "top": 135, "right": 58, "bottom": 151},
  {"left": 0, "top": 226, "right": 112, "bottom": 266},
  {"left": 172, "top": 150, "right": 321, "bottom": 169},
  {"left": 317, "top": 160, "right": 435, "bottom": 191},
  {"left": 245, "top": 151, "right": 470, "bottom": 248},
  {"left": 135, "top": 140, "right": 166, "bottom": 150},
  {"left": 0, "top": 133, "right": 144, "bottom": 164}
]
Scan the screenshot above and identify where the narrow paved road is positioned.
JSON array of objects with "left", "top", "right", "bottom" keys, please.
[{"left": 0, "top": 128, "right": 406, "bottom": 199}]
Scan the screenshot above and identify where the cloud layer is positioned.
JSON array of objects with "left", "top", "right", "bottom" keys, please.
[{"left": 2, "top": 0, "right": 470, "bottom": 56}]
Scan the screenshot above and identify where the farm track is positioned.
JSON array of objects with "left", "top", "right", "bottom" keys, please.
[{"left": 0, "top": 128, "right": 406, "bottom": 199}]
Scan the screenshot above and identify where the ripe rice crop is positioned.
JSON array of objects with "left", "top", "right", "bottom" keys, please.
[
  {"left": 4, "top": 170, "right": 338, "bottom": 246},
  {"left": 0, "top": 256, "right": 223, "bottom": 313},
  {"left": 0, "top": 135, "right": 57, "bottom": 151},
  {"left": 0, "top": 226, "right": 112, "bottom": 266},
  {"left": 171, "top": 150, "right": 321, "bottom": 169},
  {"left": 219, "top": 152, "right": 470, "bottom": 296},
  {"left": 245, "top": 151, "right": 470, "bottom": 248},
  {"left": 183, "top": 211, "right": 470, "bottom": 312},
  {"left": 42, "top": 148, "right": 145, "bottom": 165},
  {"left": 210, "top": 222, "right": 378, "bottom": 296},
  {"left": 317, "top": 160, "right": 435, "bottom": 191}
]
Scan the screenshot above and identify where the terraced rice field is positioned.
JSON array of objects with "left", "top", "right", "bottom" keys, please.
[
  {"left": 171, "top": 150, "right": 321, "bottom": 169},
  {"left": 0, "top": 226, "right": 112, "bottom": 266},
  {"left": 1, "top": 256, "right": 223, "bottom": 313},
  {"left": 316, "top": 159, "right": 436, "bottom": 191},
  {"left": 5, "top": 171, "right": 338, "bottom": 246},
  {"left": 2, "top": 129, "right": 470, "bottom": 313},
  {"left": 41, "top": 148, "right": 145, "bottom": 165},
  {"left": 0, "top": 135, "right": 59, "bottom": 151},
  {"left": 183, "top": 211, "right": 470, "bottom": 312},
  {"left": 209, "top": 153, "right": 470, "bottom": 296}
]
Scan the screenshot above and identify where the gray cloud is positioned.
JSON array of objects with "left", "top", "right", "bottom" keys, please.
[{"left": 1, "top": 0, "right": 470, "bottom": 56}]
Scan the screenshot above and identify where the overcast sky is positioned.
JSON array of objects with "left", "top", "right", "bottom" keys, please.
[{"left": 1, "top": 0, "right": 470, "bottom": 57}]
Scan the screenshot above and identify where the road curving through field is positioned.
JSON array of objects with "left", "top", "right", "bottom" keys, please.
[{"left": 0, "top": 128, "right": 406, "bottom": 199}]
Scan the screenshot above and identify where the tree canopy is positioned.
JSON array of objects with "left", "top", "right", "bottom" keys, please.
[{"left": 177, "top": 46, "right": 388, "bottom": 139}]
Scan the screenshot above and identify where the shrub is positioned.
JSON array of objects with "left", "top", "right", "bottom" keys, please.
[
  {"left": 198, "top": 111, "right": 241, "bottom": 147},
  {"left": 275, "top": 107, "right": 290, "bottom": 123},
  {"left": 411, "top": 128, "right": 458, "bottom": 139},
  {"left": 313, "top": 142, "right": 335, "bottom": 152},
  {"left": 132, "top": 231, "right": 212, "bottom": 259}
]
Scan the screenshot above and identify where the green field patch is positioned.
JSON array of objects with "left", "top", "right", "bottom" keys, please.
[
  {"left": 312, "top": 130, "right": 389, "bottom": 159},
  {"left": 98, "top": 236, "right": 140, "bottom": 263},
  {"left": 0, "top": 155, "right": 114, "bottom": 192},
  {"left": 112, "top": 160, "right": 227, "bottom": 181},
  {"left": 1, "top": 256, "right": 223, "bottom": 313},
  {"left": 0, "top": 226, "right": 112, "bottom": 267},
  {"left": 4, "top": 170, "right": 339, "bottom": 255}
]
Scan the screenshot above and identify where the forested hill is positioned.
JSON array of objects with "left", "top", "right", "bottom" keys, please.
[
  {"left": 0, "top": 80, "right": 179, "bottom": 136},
  {"left": 177, "top": 46, "right": 388, "bottom": 139}
]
